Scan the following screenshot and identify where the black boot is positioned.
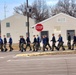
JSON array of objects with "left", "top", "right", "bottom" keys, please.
[{"left": 5, "top": 48, "right": 8, "bottom": 52}]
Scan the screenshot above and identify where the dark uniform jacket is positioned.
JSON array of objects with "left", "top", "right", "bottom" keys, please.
[
  {"left": 20, "top": 38, "right": 26, "bottom": 44},
  {"left": 58, "top": 36, "right": 63, "bottom": 42},
  {"left": 4, "top": 38, "right": 7, "bottom": 44},
  {"left": 33, "top": 38, "right": 37, "bottom": 43},
  {"left": 9, "top": 38, "right": 12, "bottom": 44},
  {"left": 0, "top": 38, "right": 3, "bottom": 44},
  {"left": 68, "top": 35, "right": 71, "bottom": 41},
  {"left": 51, "top": 36, "right": 56, "bottom": 43},
  {"left": 43, "top": 38, "right": 46, "bottom": 45},
  {"left": 73, "top": 36, "right": 76, "bottom": 42},
  {"left": 46, "top": 37, "right": 49, "bottom": 43},
  {"left": 26, "top": 37, "right": 30, "bottom": 44}
]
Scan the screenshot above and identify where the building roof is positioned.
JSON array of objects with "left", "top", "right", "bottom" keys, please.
[
  {"left": 1, "top": 13, "right": 33, "bottom": 22},
  {"left": 32, "top": 12, "right": 76, "bottom": 27}
]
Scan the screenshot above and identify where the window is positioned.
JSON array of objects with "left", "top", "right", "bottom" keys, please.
[
  {"left": 57, "top": 17, "right": 66, "bottom": 22},
  {"left": 6, "top": 22, "right": 10, "bottom": 27},
  {"left": 6, "top": 33, "right": 10, "bottom": 37}
]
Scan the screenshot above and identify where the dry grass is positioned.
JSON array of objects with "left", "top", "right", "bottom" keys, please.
[{"left": 6, "top": 43, "right": 19, "bottom": 50}]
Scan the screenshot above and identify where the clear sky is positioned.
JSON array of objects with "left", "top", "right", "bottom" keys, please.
[{"left": 0, "top": 0, "right": 58, "bottom": 20}]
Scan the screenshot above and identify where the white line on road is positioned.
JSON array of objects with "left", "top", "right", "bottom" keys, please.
[
  {"left": 13, "top": 55, "right": 30, "bottom": 58},
  {"left": 7, "top": 60, "right": 11, "bottom": 62},
  {"left": 7, "top": 56, "right": 76, "bottom": 62}
]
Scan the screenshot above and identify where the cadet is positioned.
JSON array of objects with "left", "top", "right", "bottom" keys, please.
[
  {"left": 0, "top": 36, "right": 4, "bottom": 52},
  {"left": 67, "top": 33, "right": 71, "bottom": 49},
  {"left": 19, "top": 36, "right": 26, "bottom": 52},
  {"left": 36, "top": 35, "right": 41, "bottom": 51},
  {"left": 3, "top": 35, "right": 8, "bottom": 52},
  {"left": 33, "top": 35, "right": 37, "bottom": 52},
  {"left": 19, "top": 36, "right": 22, "bottom": 51},
  {"left": 71, "top": 34, "right": 76, "bottom": 50},
  {"left": 45, "top": 35, "right": 51, "bottom": 50},
  {"left": 57, "top": 34, "right": 65, "bottom": 50},
  {"left": 51, "top": 34, "right": 59, "bottom": 51},
  {"left": 25, "top": 34, "right": 32, "bottom": 51},
  {"left": 42, "top": 35, "right": 48, "bottom": 51},
  {"left": 9, "top": 36, "right": 13, "bottom": 51}
]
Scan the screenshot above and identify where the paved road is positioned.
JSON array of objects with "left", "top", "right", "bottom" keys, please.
[{"left": 0, "top": 51, "right": 76, "bottom": 75}]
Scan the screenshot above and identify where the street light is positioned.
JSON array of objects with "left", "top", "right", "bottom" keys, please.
[{"left": 26, "top": 0, "right": 29, "bottom": 37}]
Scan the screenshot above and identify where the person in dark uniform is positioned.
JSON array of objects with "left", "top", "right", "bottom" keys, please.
[
  {"left": 45, "top": 35, "right": 51, "bottom": 50},
  {"left": 67, "top": 33, "right": 71, "bottom": 49},
  {"left": 42, "top": 35, "right": 48, "bottom": 51},
  {"left": 57, "top": 34, "right": 65, "bottom": 50},
  {"left": 36, "top": 35, "right": 41, "bottom": 51},
  {"left": 19, "top": 36, "right": 26, "bottom": 52},
  {"left": 19, "top": 36, "right": 21, "bottom": 51},
  {"left": 42, "top": 35, "right": 46, "bottom": 51},
  {"left": 9, "top": 36, "right": 13, "bottom": 51},
  {"left": 71, "top": 34, "right": 76, "bottom": 50},
  {"left": 25, "top": 34, "right": 32, "bottom": 51},
  {"left": 0, "top": 36, "right": 4, "bottom": 52},
  {"left": 33, "top": 35, "right": 37, "bottom": 52},
  {"left": 51, "top": 34, "right": 59, "bottom": 51},
  {"left": 3, "top": 35, "right": 8, "bottom": 52}
]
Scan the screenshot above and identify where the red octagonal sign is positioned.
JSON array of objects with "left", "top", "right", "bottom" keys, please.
[{"left": 35, "top": 24, "right": 43, "bottom": 32}]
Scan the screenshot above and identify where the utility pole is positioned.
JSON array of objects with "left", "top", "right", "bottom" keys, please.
[
  {"left": 26, "top": 0, "right": 29, "bottom": 37},
  {"left": 4, "top": 3, "right": 7, "bottom": 19}
]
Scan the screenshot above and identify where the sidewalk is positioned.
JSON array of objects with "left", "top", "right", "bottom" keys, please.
[{"left": 16, "top": 50, "right": 76, "bottom": 57}]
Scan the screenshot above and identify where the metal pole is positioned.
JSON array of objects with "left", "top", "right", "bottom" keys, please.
[{"left": 26, "top": 0, "right": 29, "bottom": 37}]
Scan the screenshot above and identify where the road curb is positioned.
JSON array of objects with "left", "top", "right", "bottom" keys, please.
[{"left": 16, "top": 50, "right": 76, "bottom": 57}]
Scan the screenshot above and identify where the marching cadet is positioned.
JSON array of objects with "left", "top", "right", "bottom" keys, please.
[
  {"left": 71, "top": 34, "right": 76, "bottom": 50},
  {"left": 19, "top": 36, "right": 26, "bottom": 52},
  {"left": 42, "top": 35, "right": 46, "bottom": 51},
  {"left": 19, "top": 36, "right": 22, "bottom": 51},
  {"left": 67, "top": 33, "right": 71, "bottom": 49},
  {"left": 3, "top": 35, "right": 8, "bottom": 52},
  {"left": 25, "top": 34, "right": 32, "bottom": 51},
  {"left": 45, "top": 35, "right": 51, "bottom": 50},
  {"left": 51, "top": 34, "right": 59, "bottom": 51},
  {"left": 0, "top": 36, "right": 4, "bottom": 52},
  {"left": 33, "top": 35, "right": 37, "bottom": 52},
  {"left": 42, "top": 35, "right": 48, "bottom": 51},
  {"left": 36, "top": 35, "right": 41, "bottom": 51},
  {"left": 57, "top": 34, "right": 65, "bottom": 50},
  {"left": 9, "top": 35, "right": 13, "bottom": 52}
]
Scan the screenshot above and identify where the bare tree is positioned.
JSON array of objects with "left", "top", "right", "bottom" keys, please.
[
  {"left": 14, "top": 3, "right": 27, "bottom": 16},
  {"left": 31, "top": 0, "right": 50, "bottom": 23},
  {"left": 50, "top": 0, "right": 76, "bottom": 17},
  {"left": 14, "top": 0, "right": 50, "bottom": 23}
]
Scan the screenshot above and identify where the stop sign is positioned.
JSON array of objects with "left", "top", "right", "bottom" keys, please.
[{"left": 35, "top": 24, "right": 43, "bottom": 31}]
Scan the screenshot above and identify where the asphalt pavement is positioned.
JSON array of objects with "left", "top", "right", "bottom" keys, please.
[{"left": 0, "top": 51, "right": 76, "bottom": 75}]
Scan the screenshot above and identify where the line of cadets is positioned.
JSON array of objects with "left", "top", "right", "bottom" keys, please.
[
  {"left": 18, "top": 33, "right": 76, "bottom": 52},
  {"left": 0, "top": 35, "right": 13, "bottom": 52},
  {"left": 0, "top": 33, "right": 76, "bottom": 52}
]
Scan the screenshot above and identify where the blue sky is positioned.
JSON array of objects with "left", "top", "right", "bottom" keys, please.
[{"left": 0, "top": 0, "right": 58, "bottom": 20}]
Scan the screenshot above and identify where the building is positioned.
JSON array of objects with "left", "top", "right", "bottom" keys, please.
[
  {"left": 1, "top": 13, "right": 35, "bottom": 43},
  {"left": 32, "top": 13, "right": 76, "bottom": 45}
]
